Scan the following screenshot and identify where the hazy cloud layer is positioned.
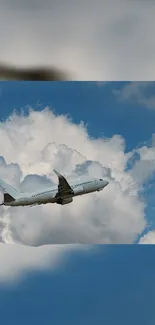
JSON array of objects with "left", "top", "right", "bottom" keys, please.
[
  {"left": 1, "top": 1, "right": 155, "bottom": 80},
  {"left": 113, "top": 82, "right": 155, "bottom": 109}
]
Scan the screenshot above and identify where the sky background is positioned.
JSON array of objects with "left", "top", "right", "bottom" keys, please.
[
  {"left": 1, "top": 245, "right": 155, "bottom": 325},
  {"left": 1, "top": 81, "right": 155, "bottom": 151},
  {"left": 0, "top": 81, "right": 155, "bottom": 324}
]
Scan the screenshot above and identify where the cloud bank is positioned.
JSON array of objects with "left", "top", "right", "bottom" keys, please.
[
  {"left": 0, "top": 243, "right": 85, "bottom": 284},
  {"left": 1, "top": 0, "right": 155, "bottom": 80},
  {"left": 0, "top": 107, "right": 148, "bottom": 247},
  {"left": 0, "top": 107, "right": 154, "bottom": 281}
]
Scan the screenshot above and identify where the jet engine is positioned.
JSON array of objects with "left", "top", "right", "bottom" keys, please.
[
  {"left": 73, "top": 186, "right": 85, "bottom": 196},
  {"left": 56, "top": 197, "right": 73, "bottom": 205}
]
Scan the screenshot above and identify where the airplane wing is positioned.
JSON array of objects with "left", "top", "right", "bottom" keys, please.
[{"left": 54, "top": 170, "right": 74, "bottom": 197}]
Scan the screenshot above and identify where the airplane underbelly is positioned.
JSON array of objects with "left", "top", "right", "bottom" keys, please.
[
  {"left": 32, "top": 196, "right": 56, "bottom": 205},
  {"left": 84, "top": 184, "right": 96, "bottom": 194}
]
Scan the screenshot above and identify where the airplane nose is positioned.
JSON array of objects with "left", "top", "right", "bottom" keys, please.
[{"left": 104, "top": 181, "right": 109, "bottom": 187}]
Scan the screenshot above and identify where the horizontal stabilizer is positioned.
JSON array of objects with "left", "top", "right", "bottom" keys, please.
[
  {"left": 4, "top": 193, "right": 15, "bottom": 202},
  {"left": 0, "top": 178, "right": 19, "bottom": 203}
]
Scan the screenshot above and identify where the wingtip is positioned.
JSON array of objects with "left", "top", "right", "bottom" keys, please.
[{"left": 53, "top": 169, "right": 60, "bottom": 176}]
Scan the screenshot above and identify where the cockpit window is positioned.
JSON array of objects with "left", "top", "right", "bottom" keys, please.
[{"left": 99, "top": 178, "right": 103, "bottom": 181}]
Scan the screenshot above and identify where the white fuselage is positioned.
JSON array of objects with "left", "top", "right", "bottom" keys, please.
[{"left": 3, "top": 178, "right": 109, "bottom": 207}]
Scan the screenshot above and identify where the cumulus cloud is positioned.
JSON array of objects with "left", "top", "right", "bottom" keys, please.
[
  {"left": 126, "top": 134, "right": 155, "bottom": 244},
  {"left": 139, "top": 231, "right": 155, "bottom": 244},
  {"left": 0, "top": 107, "right": 155, "bottom": 281},
  {"left": 1, "top": 0, "right": 155, "bottom": 80},
  {"left": 0, "top": 107, "right": 150, "bottom": 248},
  {"left": 113, "top": 82, "right": 155, "bottom": 109},
  {"left": 130, "top": 137, "right": 155, "bottom": 186}
]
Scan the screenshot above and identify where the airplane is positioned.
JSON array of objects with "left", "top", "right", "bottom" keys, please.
[{"left": 0, "top": 170, "right": 109, "bottom": 207}]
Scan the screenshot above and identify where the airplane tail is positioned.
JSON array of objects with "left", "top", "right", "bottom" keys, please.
[{"left": 0, "top": 178, "right": 19, "bottom": 203}]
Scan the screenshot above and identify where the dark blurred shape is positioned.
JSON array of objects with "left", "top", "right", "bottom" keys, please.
[{"left": 0, "top": 63, "right": 70, "bottom": 80}]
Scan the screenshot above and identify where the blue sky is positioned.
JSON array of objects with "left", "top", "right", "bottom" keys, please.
[
  {"left": 0, "top": 81, "right": 155, "bottom": 325},
  {"left": 1, "top": 81, "right": 155, "bottom": 151},
  {"left": 1, "top": 246, "right": 155, "bottom": 325}
]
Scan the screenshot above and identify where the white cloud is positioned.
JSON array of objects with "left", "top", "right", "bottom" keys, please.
[
  {"left": 127, "top": 135, "right": 155, "bottom": 244},
  {"left": 139, "top": 231, "right": 155, "bottom": 244},
  {"left": 0, "top": 242, "right": 91, "bottom": 284},
  {"left": 130, "top": 138, "right": 155, "bottom": 186},
  {"left": 0, "top": 107, "right": 155, "bottom": 281},
  {"left": 0, "top": 107, "right": 148, "bottom": 247},
  {"left": 1, "top": 1, "right": 155, "bottom": 80},
  {"left": 113, "top": 82, "right": 155, "bottom": 109}
]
